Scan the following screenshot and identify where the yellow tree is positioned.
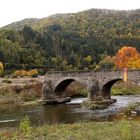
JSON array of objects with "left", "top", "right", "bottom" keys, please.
[
  {"left": 0, "top": 62, "right": 4, "bottom": 75},
  {"left": 83, "top": 55, "right": 92, "bottom": 65},
  {"left": 115, "top": 46, "right": 140, "bottom": 69}
]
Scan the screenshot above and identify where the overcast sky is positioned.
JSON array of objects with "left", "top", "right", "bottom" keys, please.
[{"left": 0, "top": 0, "right": 140, "bottom": 27}]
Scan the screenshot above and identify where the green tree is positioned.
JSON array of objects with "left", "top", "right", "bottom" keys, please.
[
  {"left": 98, "top": 56, "right": 115, "bottom": 70},
  {"left": 83, "top": 55, "right": 93, "bottom": 65}
]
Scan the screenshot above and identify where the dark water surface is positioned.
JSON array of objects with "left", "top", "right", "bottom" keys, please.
[{"left": 0, "top": 96, "right": 140, "bottom": 129}]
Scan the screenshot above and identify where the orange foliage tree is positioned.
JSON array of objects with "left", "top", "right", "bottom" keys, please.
[{"left": 115, "top": 46, "right": 140, "bottom": 69}]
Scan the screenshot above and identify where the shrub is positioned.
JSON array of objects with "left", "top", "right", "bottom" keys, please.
[
  {"left": 19, "top": 116, "right": 32, "bottom": 138},
  {"left": 79, "top": 89, "right": 88, "bottom": 97},
  {"left": 20, "top": 70, "right": 29, "bottom": 77},
  {"left": 28, "top": 69, "right": 38, "bottom": 77},
  {"left": 12, "top": 69, "right": 38, "bottom": 77},
  {"left": 21, "top": 92, "right": 37, "bottom": 102},
  {"left": 0, "top": 62, "right": 4, "bottom": 75},
  {"left": 2, "top": 78, "right": 12, "bottom": 84},
  {"left": 98, "top": 56, "right": 115, "bottom": 70},
  {"left": 12, "top": 70, "right": 21, "bottom": 77},
  {"left": 12, "top": 70, "right": 29, "bottom": 77}
]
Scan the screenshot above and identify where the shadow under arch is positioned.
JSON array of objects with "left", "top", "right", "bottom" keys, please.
[
  {"left": 101, "top": 78, "right": 122, "bottom": 99},
  {"left": 54, "top": 79, "right": 76, "bottom": 96}
]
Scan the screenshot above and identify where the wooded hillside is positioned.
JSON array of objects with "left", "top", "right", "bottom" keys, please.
[{"left": 0, "top": 9, "right": 140, "bottom": 73}]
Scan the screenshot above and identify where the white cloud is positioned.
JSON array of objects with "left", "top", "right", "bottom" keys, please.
[{"left": 0, "top": 0, "right": 140, "bottom": 27}]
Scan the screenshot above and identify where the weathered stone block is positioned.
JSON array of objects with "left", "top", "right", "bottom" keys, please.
[
  {"left": 42, "top": 80, "right": 54, "bottom": 100},
  {"left": 88, "top": 80, "right": 100, "bottom": 101}
]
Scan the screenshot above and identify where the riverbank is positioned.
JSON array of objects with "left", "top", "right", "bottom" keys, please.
[
  {"left": 0, "top": 119, "right": 140, "bottom": 140},
  {"left": 112, "top": 81, "right": 140, "bottom": 95},
  {"left": 0, "top": 77, "right": 44, "bottom": 105}
]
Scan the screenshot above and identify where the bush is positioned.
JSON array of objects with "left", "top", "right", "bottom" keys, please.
[
  {"left": 0, "top": 62, "right": 4, "bottom": 75},
  {"left": 12, "top": 70, "right": 29, "bottom": 77},
  {"left": 2, "top": 78, "right": 12, "bottom": 84},
  {"left": 21, "top": 92, "right": 37, "bottom": 102},
  {"left": 79, "top": 89, "right": 88, "bottom": 97},
  {"left": 12, "top": 70, "right": 21, "bottom": 77},
  {"left": 28, "top": 69, "right": 38, "bottom": 77},
  {"left": 98, "top": 58, "right": 115, "bottom": 70},
  {"left": 20, "top": 70, "right": 29, "bottom": 77},
  {"left": 12, "top": 69, "right": 38, "bottom": 77},
  {"left": 19, "top": 116, "right": 32, "bottom": 138}
]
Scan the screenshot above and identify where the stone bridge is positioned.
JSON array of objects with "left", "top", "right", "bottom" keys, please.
[{"left": 42, "top": 70, "right": 140, "bottom": 104}]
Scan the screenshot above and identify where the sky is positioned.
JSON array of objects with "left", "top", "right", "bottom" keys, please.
[{"left": 0, "top": 0, "right": 140, "bottom": 27}]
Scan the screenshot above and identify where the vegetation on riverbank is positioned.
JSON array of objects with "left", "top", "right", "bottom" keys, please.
[
  {"left": 111, "top": 81, "right": 140, "bottom": 95},
  {"left": 0, "top": 117, "right": 140, "bottom": 140},
  {"left": 0, "top": 77, "right": 42, "bottom": 105}
]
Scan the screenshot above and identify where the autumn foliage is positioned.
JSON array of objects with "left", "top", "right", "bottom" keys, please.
[
  {"left": 115, "top": 46, "right": 140, "bottom": 69},
  {"left": 0, "top": 62, "right": 4, "bottom": 75},
  {"left": 12, "top": 69, "right": 38, "bottom": 77}
]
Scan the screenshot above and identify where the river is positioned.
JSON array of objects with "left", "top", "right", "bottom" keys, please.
[{"left": 0, "top": 95, "right": 140, "bottom": 129}]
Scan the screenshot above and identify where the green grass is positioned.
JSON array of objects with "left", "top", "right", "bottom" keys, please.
[
  {"left": 111, "top": 81, "right": 140, "bottom": 96},
  {"left": 0, "top": 119, "right": 140, "bottom": 140}
]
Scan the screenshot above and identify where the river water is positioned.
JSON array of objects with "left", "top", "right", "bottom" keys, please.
[{"left": 0, "top": 96, "right": 140, "bottom": 129}]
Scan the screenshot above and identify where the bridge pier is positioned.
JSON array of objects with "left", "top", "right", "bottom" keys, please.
[
  {"left": 41, "top": 79, "right": 71, "bottom": 105},
  {"left": 82, "top": 79, "right": 117, "bottom": 109},
  {"left": 42, "top": 80, "right": 54, "bottom": 101},
  {"left": 88, "top": 80, "right": 102, "bottom": 101}
]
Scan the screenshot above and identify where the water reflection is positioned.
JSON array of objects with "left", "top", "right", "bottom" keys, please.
[{"left": 0, "top": 96, "right": 140, "bottom": 128}]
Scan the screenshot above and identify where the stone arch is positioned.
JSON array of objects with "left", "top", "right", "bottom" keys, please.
[
  {"left": 54, "top": 77, "right": 84, "bottom": 97},
  {"left": 101, "top": 78, "right": 122, "bottom": 99},
  {"left": 54, "top": 79, "right": 75, "bottom": 93}
]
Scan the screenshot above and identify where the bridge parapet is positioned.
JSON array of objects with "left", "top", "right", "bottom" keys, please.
[
  {"left": 45, "top": 70, "right": 124, "bottom": 88},
  {"left": 45, "top": 70, "right": 140, "bottom": 85}
]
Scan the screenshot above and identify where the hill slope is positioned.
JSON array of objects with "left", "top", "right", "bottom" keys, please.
[{"left": 0, "top": 8, "right": 140, "bottom": 71}]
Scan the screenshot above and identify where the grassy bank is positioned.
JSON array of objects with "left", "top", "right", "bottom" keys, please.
[
  {"left": 0, "top": 118, "right": 140, "bottom": 140},
  {"left": 0, "top": 77, "right": 43, "bottom": 105},
  {"left": 111, "top": 81, "right": 140, "bottom": 95}
]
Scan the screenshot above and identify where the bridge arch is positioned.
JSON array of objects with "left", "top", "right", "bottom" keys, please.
[
  {"left": 101, "top": 78, "right": 122, "bottom": 99},
  {"left": 54, "top": 77, "right": 84, "bottom": 96},
  {"left": 54, "top": 79, "right": 75, "bottom": 93}
]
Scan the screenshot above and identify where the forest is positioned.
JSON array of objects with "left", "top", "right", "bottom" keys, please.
[{"left": 0, "top": 8, "right": 140, "bottom": 74}]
